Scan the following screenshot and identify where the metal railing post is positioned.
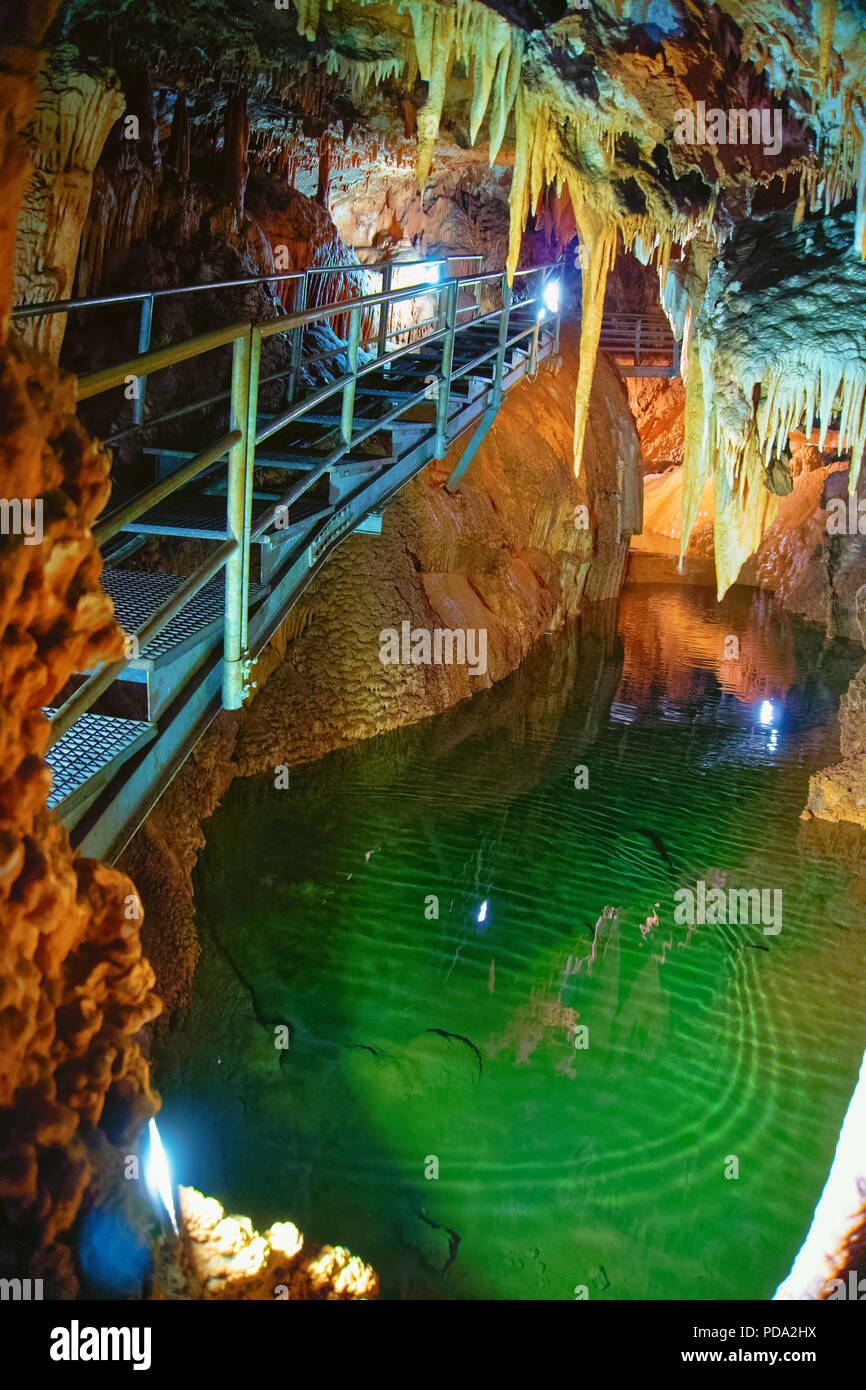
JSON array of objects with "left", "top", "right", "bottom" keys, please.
[
  {"left": 635, "top": 316, "right": 642, "bottom": 368},
  {"left": 133, "top": 293, "right": 153, "bottom": 426},
  {"left": 341, "top": 305, "right": 361, "bottom": 445},
  {"left": 287, "top": 274, "right": 307, "bottom": 404},
  {"left": 377, "top": 263, "right": 392, "bottom": 359},
  {"left": 528, "top": 268, "right": 542, "bottom": 376},
  {"left": 436, "top": 277, "right": 448, "bottom": 334},
  {"left": 529, "top": 319, "right": 540, "bottom": 377},
  {"left": 223, "top": 330, "right": 252, "bottom": 710},
  {"left": 435, "top": 279, "right": 459, "bottom": 458},
  {"left": 493, "top": 275, "right": 512, "bottom": 410},
  {"left": 240, "top": 327, "right": 261, "bottom": 661}
]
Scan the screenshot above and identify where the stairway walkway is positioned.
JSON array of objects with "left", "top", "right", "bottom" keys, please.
[{"left": 16, "top": 258, "right": 562, "bottom": 860}]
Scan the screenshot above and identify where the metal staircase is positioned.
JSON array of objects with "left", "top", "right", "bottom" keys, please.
[{"left": 14, "top": 257, "right": 562, "bottom": 861}]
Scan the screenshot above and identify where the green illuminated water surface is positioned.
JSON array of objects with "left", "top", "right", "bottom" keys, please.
[{"left": 155, "top": 583, "right": 866, "bottom": 1299}]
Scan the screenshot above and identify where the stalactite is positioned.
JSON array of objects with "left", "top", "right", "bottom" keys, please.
[
  {"left": 818, "top": 0, "right": 837, "bottom": 94},
  {"left": 223, "top": 89, "right": 250, "bottom": 216},
  {"left": 465, "top": 15, "right": 508, "bottom": 144},
  {"left": 505, "top": 85, "right": 532, "bottom": 283},
  {"left": 292, "top": 0, "right": 334, "bottom": 43},
  {"left": 410, "top": 1, "right": 455, "bottom": 188},
  {"left": 570, "top": 196, "right": 618, "bottom": 478},
  {"left": 13, "top": 47, "right": 125, "bottom": 357},
  {"left": 166, "top": 90, "right": 190, "bottom": 180},
  {"left": 711, "top": 431, "right": 779, "bottom": 599},
  {"left": 488, "top": 32, "right": 523, "bottom": 165},
  {"left": 315, "top": 131, "right": 331, "bottom": 206},
  {"left": 854, "top": 105, "right": 866, "bottom": 258}
]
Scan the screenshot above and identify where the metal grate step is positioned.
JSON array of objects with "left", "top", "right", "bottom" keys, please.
[
  {"left": 144, "top": 444, "right": 391, "bottom": 474},
  {"left": 102, "top": 491, "right": 332, "bottom": 540},
  {"left": 101, "top": 569, "right": 262, "bottom": 665},
  {"left": 45, "top": 711, "right": 155, "bottom": 815}
]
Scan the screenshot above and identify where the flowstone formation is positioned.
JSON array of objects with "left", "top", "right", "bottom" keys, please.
[{"left": 0, "top": 4, "right": 161, "bottom": 1295}]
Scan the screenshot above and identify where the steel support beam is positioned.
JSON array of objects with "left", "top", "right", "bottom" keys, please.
[{"left": 223, "top": 331, "right": 253, "bottom": 709}]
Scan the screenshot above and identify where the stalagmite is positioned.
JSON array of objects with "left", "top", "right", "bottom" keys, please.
[{"left": 315, "top": 130, "right": 331, "bottom": 205}]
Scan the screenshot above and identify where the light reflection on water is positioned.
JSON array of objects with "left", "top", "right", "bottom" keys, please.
[{"left": 156, "top": 584, "right": 866, "bottom": 1300}]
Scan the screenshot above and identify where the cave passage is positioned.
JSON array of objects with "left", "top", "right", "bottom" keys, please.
[{"left": 152, "top": 582, "right": 866, "bottom": 1300}]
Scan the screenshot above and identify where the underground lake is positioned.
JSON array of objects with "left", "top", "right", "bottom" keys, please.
[{"left": 152, "top": 582, "right": 866, "bottom": 1300}]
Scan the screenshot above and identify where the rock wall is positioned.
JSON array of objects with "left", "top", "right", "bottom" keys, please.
[
  {"left": 0, "top": 3, "right": 163, "bottom": 1300},
  {"left": 0, "top": 339, "right": 164, "bottom": 1296},
  {"left": 626, "top": 376, "right": 685, "bottom": 470},
  {"left": 0, "top": 14, "right": 164, "bottom": 1276},
  {"left": 804, "top": 586, "right": 866, "bottom": 829}
]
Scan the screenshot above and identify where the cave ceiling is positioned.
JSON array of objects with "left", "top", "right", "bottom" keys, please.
[
  {"left": 52, "top": 1, "right": 866, "bottom": 592},
  {"left": 58, "top": 1, "right": 866, "bottom": 242}
]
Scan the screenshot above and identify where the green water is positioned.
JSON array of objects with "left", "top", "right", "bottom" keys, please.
[{"left": 155, "top": 583, "right": 866, "bottom": 1300}]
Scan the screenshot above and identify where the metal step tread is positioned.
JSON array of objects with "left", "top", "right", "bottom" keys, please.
[
  {"left": 143, "top": 444, "right": 391, "bottom": 472},
  {"left": 256, "top": 453, "right": 391, "bottom": 472},
  {"left": 45, "top": 710, "right": 156, "bottom": 811},
  {"left": 406, "top": 344, "right": 498, "bottom": 367},
  {"left": 104, "top": 490, "right": 330, "bottom": 540},
  {"left": 101, "top": 569, "right": 264, "bottom": 664}
]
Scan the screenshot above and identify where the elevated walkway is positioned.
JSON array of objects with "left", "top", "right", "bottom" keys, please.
[
  {"left": 599, "top": 312, "right": 681, "bottom": 377},
  {"left": 15, "top": 257, "right": 562, "bottom": 860}
]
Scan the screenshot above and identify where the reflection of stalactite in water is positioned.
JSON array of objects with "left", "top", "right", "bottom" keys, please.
[{"left": 614, "top": 951, "right": 669, "bottom": 1061}]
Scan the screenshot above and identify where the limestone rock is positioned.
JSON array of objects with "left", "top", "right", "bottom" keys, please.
[
  {"left": 13, "top": 46, "right": 124, "bottom": 358},
  {"left": 158, "top": 1186, "right": 378, "bottom": 1300}
]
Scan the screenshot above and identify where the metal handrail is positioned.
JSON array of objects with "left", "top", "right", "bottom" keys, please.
[
  {"left": 49, "top": 259, "right": 560, "bottom": 750},
  {"left": 78, "top": 320, "right": 249, "bottom": 399},
  {"left": 93, "top": 430, "right": 241, "bottom": 545},
  {"left": 11, "top": 256, "right": 482, "bottom": 321},
  {"left": 11, "top": 273, "right": 305, "bottom": 321},
  {"left": 48, "top": 536, "right": 238, "bottom": 745},
  {"left": 598, "top": 309, "right": 679, "bottom": 375},
  {"left": 16, "top": 254, "right": 483, "bottom": 426}
]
